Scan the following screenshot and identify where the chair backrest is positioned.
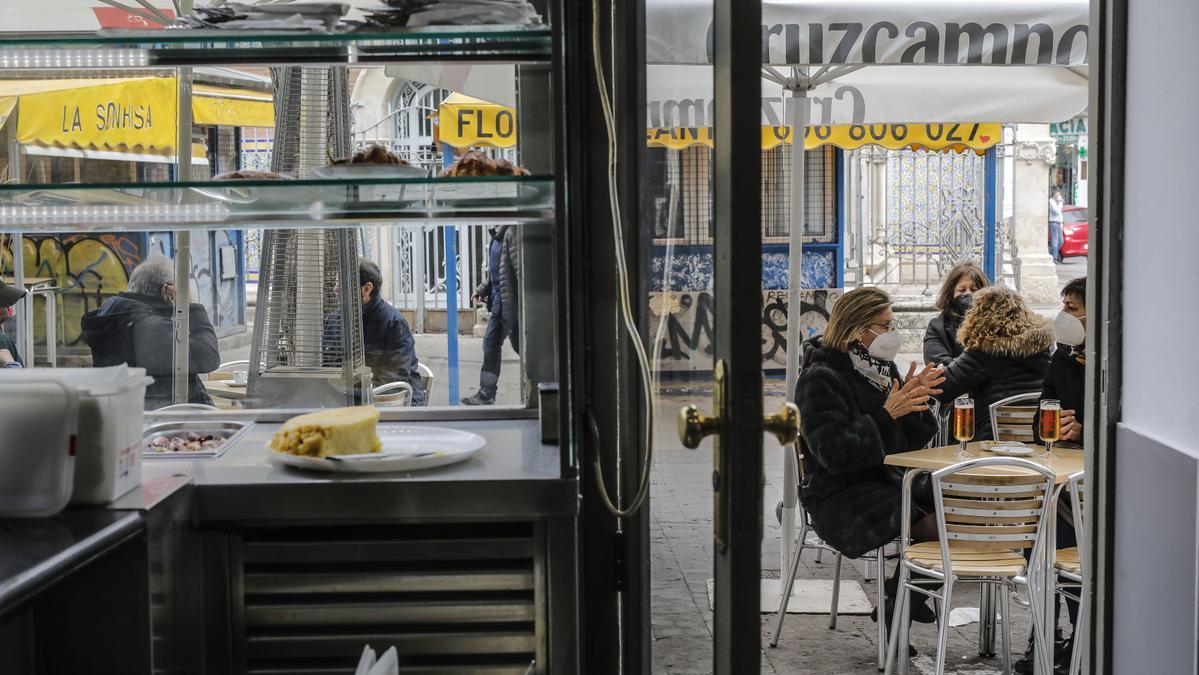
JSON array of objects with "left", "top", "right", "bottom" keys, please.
[
  {"left": 372, "top": 381, "right": 413, "bottom": 407},
  {"left": 417, "top": 363, "right": 435, "bottom": 400},
  {"left": 218, "top": 359, "right": 251, "bottom": 372},
  {"left": 157, "top": 403, "right": 219, "bottom": 412},
  {"left": 929, "top": 457, "right": 1057, "bottom": 574},
  {"left": 989, "top": 391, "right": 1041, "bottom": 443},
  {"left": 1067, "top": 471, "right": 1086, "bottom": 556}
]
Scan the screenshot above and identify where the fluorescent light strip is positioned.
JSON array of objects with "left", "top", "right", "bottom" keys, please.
[
  {"left": 0, "top": 203, "right": 230, "bottom": 225},
  {"left": 0, "top": 49, "right": 150, "bottom": 70}
]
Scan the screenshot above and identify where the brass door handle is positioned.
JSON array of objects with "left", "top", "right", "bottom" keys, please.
[
  {"left": 763, "top": 402, "right": 800, "bottom": 446},
  {"left": 679, "top": 405, "right": 720, "bottom": 449}
]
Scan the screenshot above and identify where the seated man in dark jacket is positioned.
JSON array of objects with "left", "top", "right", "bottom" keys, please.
[
  {"left": 81, "top": 256, "right": 220, "bottom": 410},
  {"left": 1012, "top": 278, "right": 1086, "bottom": 673},
  {"left": 1038, "top": 277, "right": 1087, "bottom": 445},
  {"left": 0, "top": 279, "right": 26, "bottom": 368},
  {"left": 358, "top": 260, "right": 426, "bottom": 406}
]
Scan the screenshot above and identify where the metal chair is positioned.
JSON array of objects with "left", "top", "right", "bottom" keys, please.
[
  {"left": 372, "top": 381, "right": 414, "bottom": 407},
  {"left": 156, "top": 403, "right": 219, "bottom": 412},
  {"left": 885, "top": 457, "right": 1058, "bottom": 675},
  {"left": 989, "top": 392, "right": 1041, "bottom": 443},
  {"left": 1054, "top": 472, "right": 1087, "bottom": 675},
  {"left": 770, "top": 439, "right": 891, "bottom": 672},
  {"left": 417, "top": 363, "right": 435, "bottom": 402},
  {"left": 218, "top": 359, "right": 251, "bottom": 372}
]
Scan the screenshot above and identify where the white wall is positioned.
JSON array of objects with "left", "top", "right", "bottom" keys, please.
[
  {"left": 1116, "top": 0, "right": 1199, "bottom": 671},
  {"left": 1122, "top": 0, "right": 1199, "bottom": 451}
]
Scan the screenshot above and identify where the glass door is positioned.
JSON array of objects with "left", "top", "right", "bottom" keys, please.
[{"left": 641, "top": 1, "right": 793, "bottom": 672}]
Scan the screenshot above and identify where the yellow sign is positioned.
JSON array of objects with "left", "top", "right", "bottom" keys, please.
[
  {"left": 17, "top": 77, "right": 177, "bottom": 154},
  {"left": 646, "top": 122, "right": 1003, "bottom": 153},
  {"left": 193, "top": 85, "right": 275, "bottom": 128},
  {"left": 437, "top": 93, "right": 517, "bottom": 149}
]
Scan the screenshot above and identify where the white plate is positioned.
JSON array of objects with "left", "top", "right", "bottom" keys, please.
[
  {"left": 980, "top": 442, "right": 1033, "bottom": 457},
  {"left": 266, "top": 425, "right": 485, "bottom": 473}
]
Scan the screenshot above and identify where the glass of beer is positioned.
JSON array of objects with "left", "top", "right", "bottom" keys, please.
[
  {"left": 1039, "top": 399, "right": 1062, "bottom": 457},
  {"left": 953, "top": 396, "right": 975, "bottom": 458}
]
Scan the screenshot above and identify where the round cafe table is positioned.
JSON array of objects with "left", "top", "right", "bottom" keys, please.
[
  {"left": 885, "top": 442, "right": 1084, "bottom": 675},
  {"left": 203, "top": 372, "right": 247, "bottom": 407}
]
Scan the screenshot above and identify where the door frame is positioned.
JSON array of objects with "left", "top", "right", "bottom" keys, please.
[
  {"left": 710, "top": 0, "right": 767, "bottom": 672},
  {"left": 1085, "top": 0, "right": 1126, "bottom": 672}
]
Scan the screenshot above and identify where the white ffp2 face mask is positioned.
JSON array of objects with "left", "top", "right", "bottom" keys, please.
[
  {"left": 867, "top": 329, "right": 903, "bottom": 362},
  {"left": 1053, "top": 311, "right": 1086, "bottom": 346}
]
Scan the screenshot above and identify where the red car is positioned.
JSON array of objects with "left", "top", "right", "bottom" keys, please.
[{"left": 1059, "top": 205, "right": 1089, "bottom": 258}]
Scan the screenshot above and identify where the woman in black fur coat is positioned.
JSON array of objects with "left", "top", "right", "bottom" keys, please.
[{"left": 796, "top": 287, "right": 945, "bottom": 623}]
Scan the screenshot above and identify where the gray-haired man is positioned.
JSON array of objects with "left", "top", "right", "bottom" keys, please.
[{"left": 81, "top": 256, "right": 220, "bottom": 409}]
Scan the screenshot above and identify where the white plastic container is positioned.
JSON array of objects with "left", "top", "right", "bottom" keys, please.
[
  {"left": 0, "top": 378, "right": 79, "bottom": 517},
  {"left": 0, "top": 366, "right": 152, "bottom": 504}
]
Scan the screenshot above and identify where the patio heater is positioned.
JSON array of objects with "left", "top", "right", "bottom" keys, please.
[{"left": 246, "top": 67, "right": 372, "bottom": 408}]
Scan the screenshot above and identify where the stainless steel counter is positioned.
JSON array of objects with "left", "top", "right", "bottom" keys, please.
[
  {"left": 0, "top": 509, "right": 152, "bottom": 674},
  {"left": 0, "top": 509, "right": 143, "bottom": 620},
  {"left": 139, "top": 418, "right": 575, "bottom": 523}
]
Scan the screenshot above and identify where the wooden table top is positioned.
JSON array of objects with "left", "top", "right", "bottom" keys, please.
[
  {"left": 2, "top": 276, "right": 55, "bottom": 288},
  {"left": 885, "top": 442, "right": 1084, "bottom": 484},
  {"left": 204, "top": 375, "right": 247, "bottom": 401}
]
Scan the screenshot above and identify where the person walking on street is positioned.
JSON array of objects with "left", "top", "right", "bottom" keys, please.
[
  {"left": 1048, "top": 189, "right": 1065, "bottom": 263},
  {"left": 462, "top": 225, "right": 521, "bottom": 405}
]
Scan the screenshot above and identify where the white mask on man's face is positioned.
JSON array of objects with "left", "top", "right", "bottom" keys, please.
[{"left": 1053, "top": 311, "right": 1086, "bottom": 346}]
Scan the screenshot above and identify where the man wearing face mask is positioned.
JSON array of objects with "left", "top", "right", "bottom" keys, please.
[
  {"left": 1013, "top": 276, "right": 1087, "bottom": 673},
  {"left": 0, "top": 279, "right": 26, "bottom": 368},
  {"left": 1039, "top": 277, "right": 1087, "bottom": 445}
]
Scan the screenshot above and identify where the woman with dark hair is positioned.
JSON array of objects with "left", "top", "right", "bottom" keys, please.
[
  {"left": 935, "top": 286, "right": 1053, "bottom": 441},
  {"left": 924, "top": 261, "right": 991, "bottom": 366},
  {"left": 796, "top": 287, "right": 945, "bottom": 626}
]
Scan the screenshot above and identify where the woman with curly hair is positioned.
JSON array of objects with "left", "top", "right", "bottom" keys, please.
[{"left": 935, "top": 286, "right": 1054, "bottom": 440}]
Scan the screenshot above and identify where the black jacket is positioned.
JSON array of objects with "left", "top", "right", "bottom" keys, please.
[
  {"left": 796, "top": 338, "right": 939, "bottom": 558},
  {"left": 362, "top": 295, "right": 426, "bottom": 406},
  {"left": 80, "top": 293, "right": 220, "bottom": 409},
  {"left": 936, "top": 320, "right": 1054, "bottom": 441},
  {"left": 474, "top": 225, "right": 521, "bottom": 342},
  {"left": 1035, "top": 345, "right": 1085, "bottom": 443},
  {"left": 923, "top": 312, "right": 965, "bottom": 366}
]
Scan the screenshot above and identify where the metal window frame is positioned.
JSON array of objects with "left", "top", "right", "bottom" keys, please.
[{"left": 1085, "top": 0, "right": 1126, "bottom": 673}]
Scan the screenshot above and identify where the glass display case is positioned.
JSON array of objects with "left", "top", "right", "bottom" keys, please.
[{"left": 0, "top": 4, "right": 581, "bottom": 674}]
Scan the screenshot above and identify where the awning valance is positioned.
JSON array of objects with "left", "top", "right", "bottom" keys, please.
[
  {"left": 646, "top": 122, "right": 1003, "bottom": 153},
  {"left": 435, "top": 90, "right": 1000, "bottom": 153},
  {"left": 0, "top": 76, "right": 273, "bottom": 159}
]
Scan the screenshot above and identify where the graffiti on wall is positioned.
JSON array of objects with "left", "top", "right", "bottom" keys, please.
[
  {"left": 649, "top": 289, "right": 842, "bottom": 372},
  {"left": 2, "top": 233, "right": 140, "bottom": 347},
  {"left": 651, "top": 244, "right": 837, "bottom": 292},
  {"left": 2, "top": 231, "right": 244, "bottom": 351}
]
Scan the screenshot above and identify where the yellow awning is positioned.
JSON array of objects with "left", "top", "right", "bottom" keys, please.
[
  {"left": 194, "top": 84, "right": 275, "bottom": 128},
  {"left": 437, "top": 93, "right": 516, "bottom": 149},
  {"left": 1, "top": 77, "right": 273, "bottom": 159},
  {"left": 646, "top": 123, "right": 1003, "bottom": 153}
]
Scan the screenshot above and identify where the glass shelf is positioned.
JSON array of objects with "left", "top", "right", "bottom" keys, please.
[
  {"left": 0, "top": 25, "right": 551, "bottom": 68},
  {"left": 0, "top": 176, "right": 554, "bottom": 231}
]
